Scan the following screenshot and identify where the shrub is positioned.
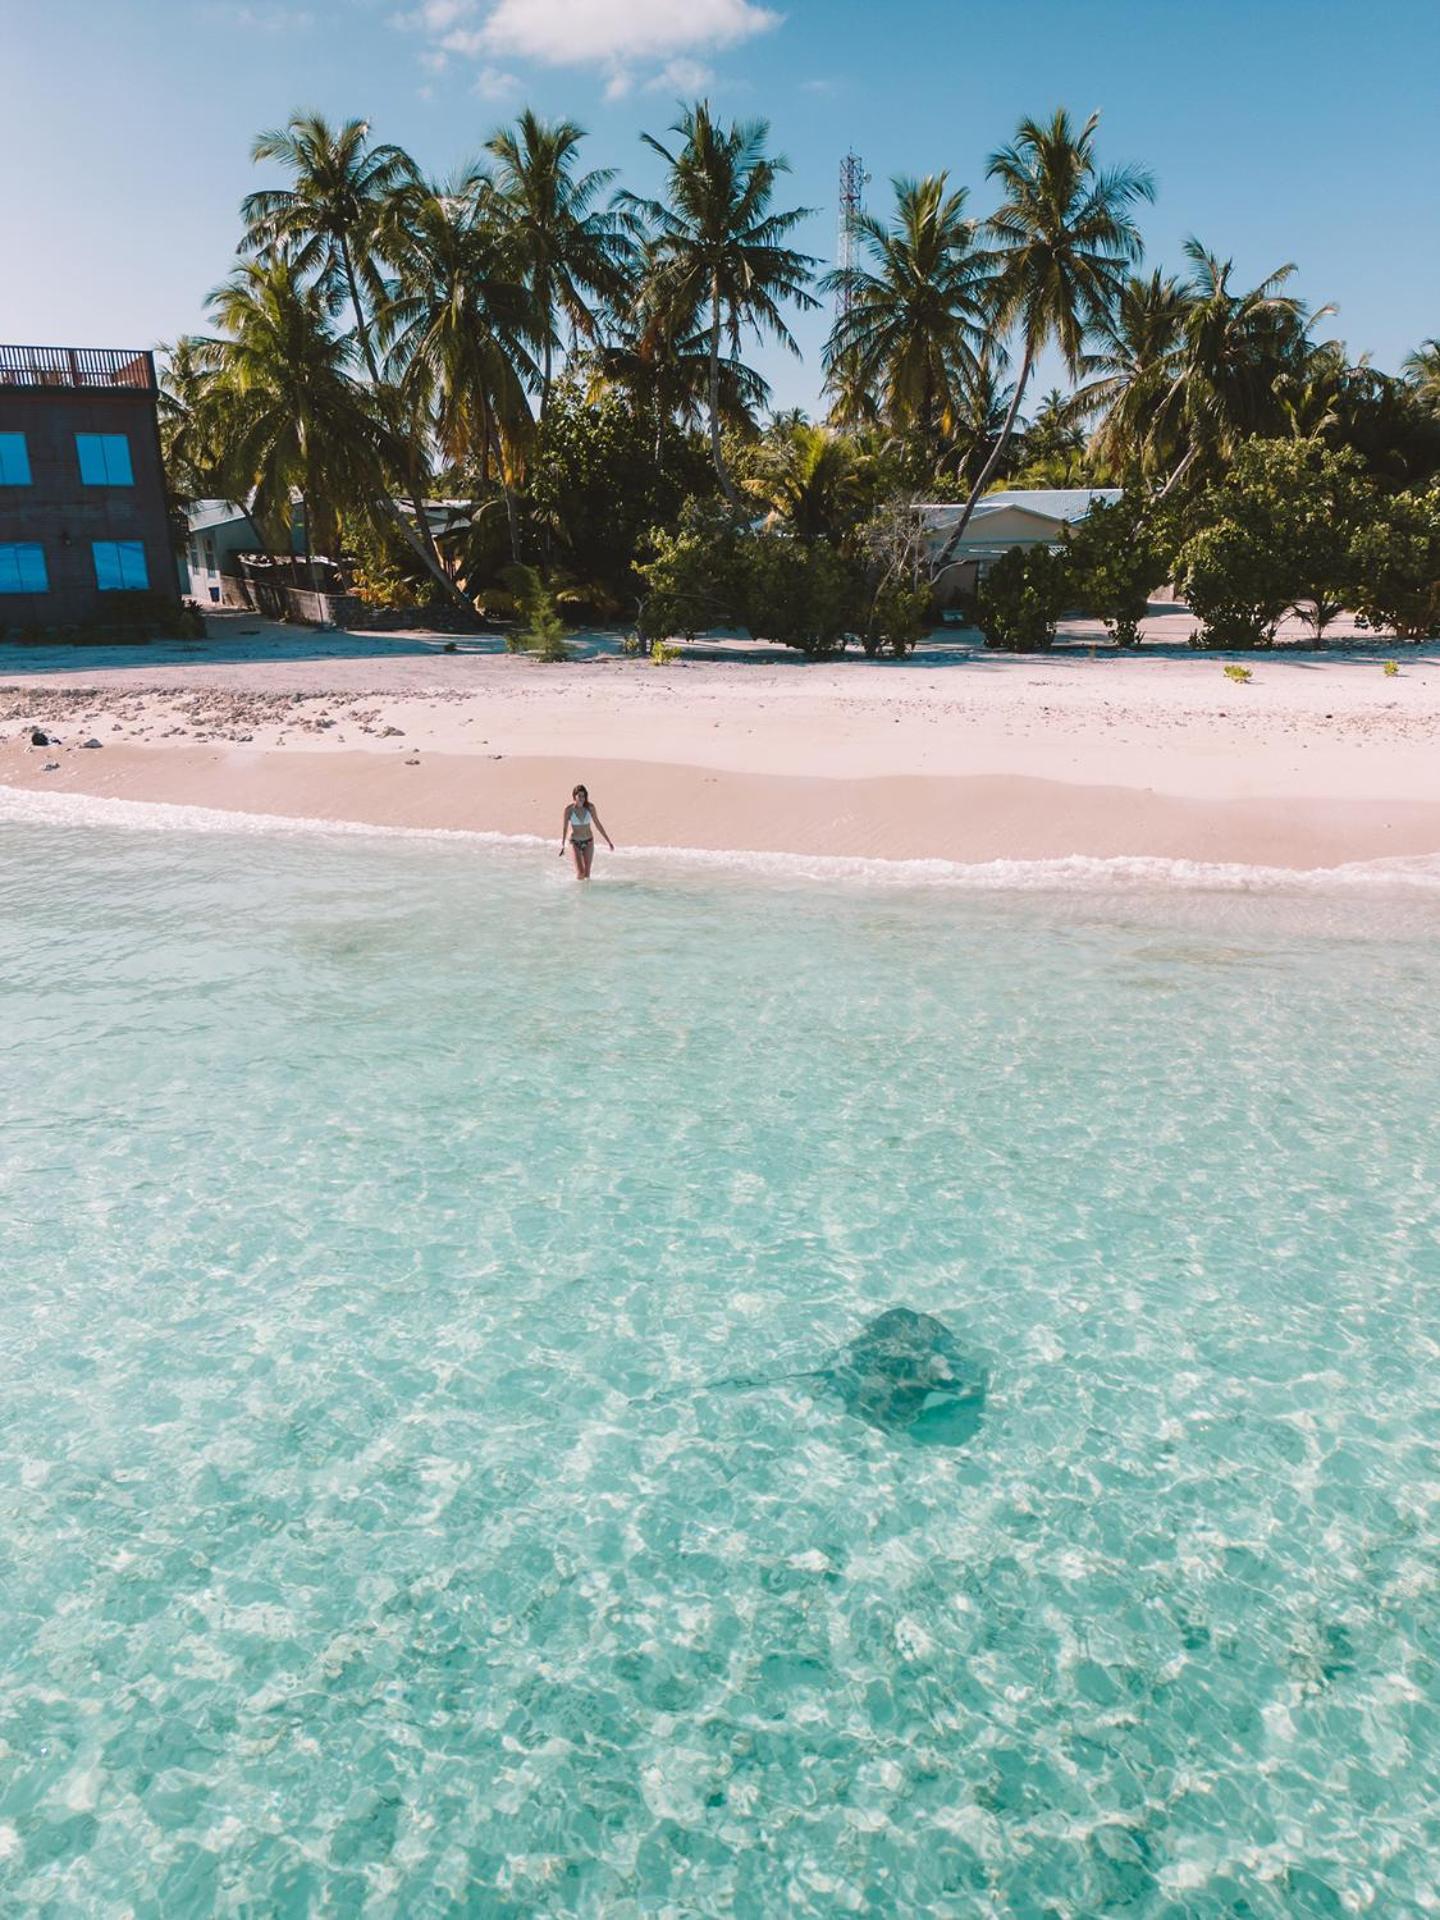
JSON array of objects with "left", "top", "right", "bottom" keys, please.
[
  {"left": 637, "top": 501, "right": 748, "bottom": 642},
  {"left": 1352, "top": 485, "right": 1440, "bottom": 639},
  {"left": 649, "top": 639, "right": 681, "bottom": 665},
  {"left": 1223, "top": 663, "right": 1253, "bottom": 684},
  {"left": 349, "top": 559, "right": 415, "bottom": 610},
  {"left": 503, "top": 564, "right": 572, "bottom": 663},
  {"left": 639, "top": 503, "right": 862, "bottom": 658},
  {"left": 1063, "top": 493, "right": 1167, "bottom": 645},
  {"left": 1178, "top": 519, "right": 1289, "bottom": 649},
  {"left": 976, "top": 545, "right": 1069, "bottom": 652},
  {"left": 863, "top": 579, "right": 931, "bottom": 658},
  {"left": 742, "top": 535, "right": 859, "bottom": 658},
  {"left": 1176, "top": 440, "right": 1375, "bottom": 646}
]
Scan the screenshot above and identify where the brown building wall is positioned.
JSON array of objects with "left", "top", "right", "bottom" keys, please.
[{"left": 0, "top": 380, "right": 178, "bottom": 629}]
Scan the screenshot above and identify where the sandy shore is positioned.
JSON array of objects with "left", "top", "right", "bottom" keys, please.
[{"left": 3, "top": 613, "right": 1439, "bottom": 868}]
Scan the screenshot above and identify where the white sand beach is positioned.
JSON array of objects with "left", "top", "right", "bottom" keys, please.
[{"left": 3, "top": 611, "right": 1439, "bottom": 869}]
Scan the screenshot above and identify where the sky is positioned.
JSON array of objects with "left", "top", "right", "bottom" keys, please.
[{"left": 3, "top": 0, "right": 1437, "bottom": 415}]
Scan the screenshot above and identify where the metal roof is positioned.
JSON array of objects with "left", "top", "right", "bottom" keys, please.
[
  {"left": 186, "top": 499, "right": 258, "bottom": 534},
  {"left": 919, "top": 488, "right": 1122, "bottom": 527}
]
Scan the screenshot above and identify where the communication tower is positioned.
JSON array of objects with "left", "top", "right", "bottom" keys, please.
[{"left": 836, "top": 151, "right": 869, "bottom": 315}]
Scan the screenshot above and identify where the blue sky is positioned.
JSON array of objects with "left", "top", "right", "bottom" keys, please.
[{"left": 3, "top": 0, "right": 1437, "bottom": 414}]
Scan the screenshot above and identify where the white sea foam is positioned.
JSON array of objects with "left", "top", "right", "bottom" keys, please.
[{"left": 4, "top": 778, "right": 1440, "bottom": 895}]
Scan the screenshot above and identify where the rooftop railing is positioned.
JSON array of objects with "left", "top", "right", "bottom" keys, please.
[{"left": 0, "top": 345, "right": 156, "bottom": 391}]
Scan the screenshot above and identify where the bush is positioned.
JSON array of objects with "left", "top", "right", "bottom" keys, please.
[
  {"left": 1063, "top": 494, "right": 1167, "bottom": 645},
  {"left": 863, "top": 580, "right": 931, "bottom": 657},
  {"left": 976, "top": 545, "right": 1069, "bottom": 652},
  {"left": 503, "top": 564, "right": 572, "bottom": 662},
  {"left": 637, "top": 501, "right": 748, "bottom": 642},
  {"left": 1352, "top": 485, "right": 1440, "bottom": 638},
  {"left": 1176, "top": 440, "right": 1375, "bottom": 646},
  {"left": 1177, "top": 519, "right": 1289, "bottom": 648},
  {"left": 743, "top": 535, "right": 859, "bottom": 658}
]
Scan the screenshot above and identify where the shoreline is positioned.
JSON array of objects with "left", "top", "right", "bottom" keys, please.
[
  {"left": 3, "top": 614, "right": 1439, "bottom": 871},
  {"left": 5, "top": 746, "right": 1440, "bottom": 874}
]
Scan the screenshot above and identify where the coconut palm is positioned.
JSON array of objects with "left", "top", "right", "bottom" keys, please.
[
  {"left": 1403, "top": 340, "right": 1440, "bottom": 408},
  {"left": 378, "top": 177, "right": 540, "bottom": 561},
  {"left": 1153, "top": 241, "right": 1316, "bottom": 499},
  {"left": 241, "top": 112, "right": 419, "bottom": 382},
  {"left": 483, "top": 111, "right": 632, "bottom": 418},
  {"left": 743, "top": 421, "right": 867, "bottom": 544},
  {"left": 618, "top": 103, "right": 817, "bottom": 505},
  {"left": 585, "top": 275, "right": 769, "bottom": 459},
  {"left": 156, "top": 335, "right": 224, "bottom": 501},
  {"left": 1067, "top": 269, "right": 1190, "bottom": 476},
  {"left": 821, "top": 174, "right": 991, "bottom": 460},
  {"left": 198, "top": 258, "right": 385, "bottom": 579},
  {"left": 932, "top": 109, "right": 1153, "bottom": 573}
]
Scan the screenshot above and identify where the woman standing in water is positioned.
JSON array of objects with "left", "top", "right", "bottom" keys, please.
[{"left": 558, "top": 783, "right": 614, "bottom": 880}]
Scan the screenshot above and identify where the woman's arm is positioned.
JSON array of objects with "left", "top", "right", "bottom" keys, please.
[
  {"left": 559, "top": 807, "right": 571, "bottom": 857},
  {"left": 590, "top": 809, "right": 615, "bottom": 850}
]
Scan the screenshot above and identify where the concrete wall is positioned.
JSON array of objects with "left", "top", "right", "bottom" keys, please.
[{"left": 0, "top": 384, "right": 178, "bottom": 629}]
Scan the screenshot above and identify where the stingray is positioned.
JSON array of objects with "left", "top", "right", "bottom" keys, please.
[{"left": 658, "top": 1307, "right": 988, "bottom": 1448}]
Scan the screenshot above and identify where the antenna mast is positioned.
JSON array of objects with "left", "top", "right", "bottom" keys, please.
[{"left": 837, "top": 151, "right": 868, "bottom": 315}]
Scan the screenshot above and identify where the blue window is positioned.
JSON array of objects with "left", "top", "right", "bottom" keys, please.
[
  {"left": 0, "top": 544, "right": 48, "bottom": 593},
  {"left": 0, "top": 433, "right": 30, "bottom": 485},
  {"left": 76, "top": 433, "right": 134, "bottom": 486},
  {"left": 92, "top": 541, "right": 149, "bottom": 590}
]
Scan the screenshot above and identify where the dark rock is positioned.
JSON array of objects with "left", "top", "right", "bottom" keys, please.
[{"left": 30, "top": 728, "right": 50, "bottom": 746}]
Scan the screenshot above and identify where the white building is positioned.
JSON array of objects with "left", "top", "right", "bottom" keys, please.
[
  {"left": 921, "top": 488, "right": 1121, "bottom": 601},
  {"left": 184, "top": 500, "right": 262, "bottom": 606}
]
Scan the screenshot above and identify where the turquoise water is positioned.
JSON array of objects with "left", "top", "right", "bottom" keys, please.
[{"left": 2, "top": 798, "right": 1439, "bottom": 1917}]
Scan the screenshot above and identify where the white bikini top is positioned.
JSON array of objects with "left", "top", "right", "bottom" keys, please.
[{"left": 569, "top": 804, "right": 592, "bottom": 830}]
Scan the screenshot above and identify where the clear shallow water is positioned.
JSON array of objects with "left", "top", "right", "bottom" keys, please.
[{"left": 2, "top": 804, "right": 1439, "bottom": 1917}]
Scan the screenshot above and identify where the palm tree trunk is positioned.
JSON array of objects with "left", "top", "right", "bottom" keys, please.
[
  {"left": 380, "top": 495, "right": 473, "bottom": 615},
  {"left": 1155, "top": 442, "right": 1200, "bottom": 504},
  {"left": 490, "top": 428, "right": 523, "bottom": 565},
  {"left": 709, "top": 280, "right": 740, "bottom": 508},
  {"left": 301, "top": 493, "right": 319, "bottom": 595},
  {"left": 931, "top": 340, "right": 1035, "bottom": 579},
  {"left": 339, "top": 232, "right": 380, "bottom": 385}
]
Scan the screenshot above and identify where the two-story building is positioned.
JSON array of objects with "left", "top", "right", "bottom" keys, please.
[{"left": 0, "top": 343, "right": 178, "bottom": 630}]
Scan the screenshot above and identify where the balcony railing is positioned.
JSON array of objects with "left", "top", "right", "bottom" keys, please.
[{"left": 0, "top": 344, "right": 156, "bottom": 392}]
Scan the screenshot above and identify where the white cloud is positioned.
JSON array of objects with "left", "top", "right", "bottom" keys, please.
[
  {"left": 202, "top": 1, "right": 314, "bottom": 27},
  {"left": 646, "top": 56, "right": 715, "bottom": 95},
  {"left": 395, "top": 0, "right": 779, "bottom": 91},
  {"left": 480, "top": 0, "right": 777, "bottom": 65},
  {"left": 473, "top": 65, "right": 521, "bottom": 101}
]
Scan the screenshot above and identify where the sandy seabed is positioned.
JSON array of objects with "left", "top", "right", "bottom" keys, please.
[{"left": 2, "top": 611, "right": 1438, "bottom": 872}]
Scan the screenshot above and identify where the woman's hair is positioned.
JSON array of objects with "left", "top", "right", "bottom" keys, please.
[{"left": 572, "top": 784, "right": 588, "bottom": 800}]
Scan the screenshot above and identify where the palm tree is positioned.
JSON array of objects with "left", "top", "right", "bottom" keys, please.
[
  {"left": 241, "top": 112, "right": 418, "bottom": 382},
  {"left": 483, "top": 111, "right": 632, "bottom": 419},
  {"left": 1153, "top": 240, "right": 1316, "bottom": 499},
  {"left": 743, "top": 420, "right": 866, "bottom": 544},
  {"left": 378, "top": 177, "right": 540, "bottom": 561},
  {"left": 156, "top": 335, "right": 224, "bottom": 502},
  {"left": 1067, "top": 269, "right": 1190, "bottom": 476},
  {"left": 821, "top": 174, "right": 991, "bottom": 462},
  {"left": 198, "top": 259, "right": 385, "bottom": 581},
  {"left": 1403, "top": 339, "right": 1440, "bottom": 408},
  {"left": 585, "top": 283, "right": 769, "bottom": 460},
  {"left": 932, "top": 109, "right": 1153, "bottom": 574},
  {"left": 618, "top": 102, "right": 817, "bottom": 505}
]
